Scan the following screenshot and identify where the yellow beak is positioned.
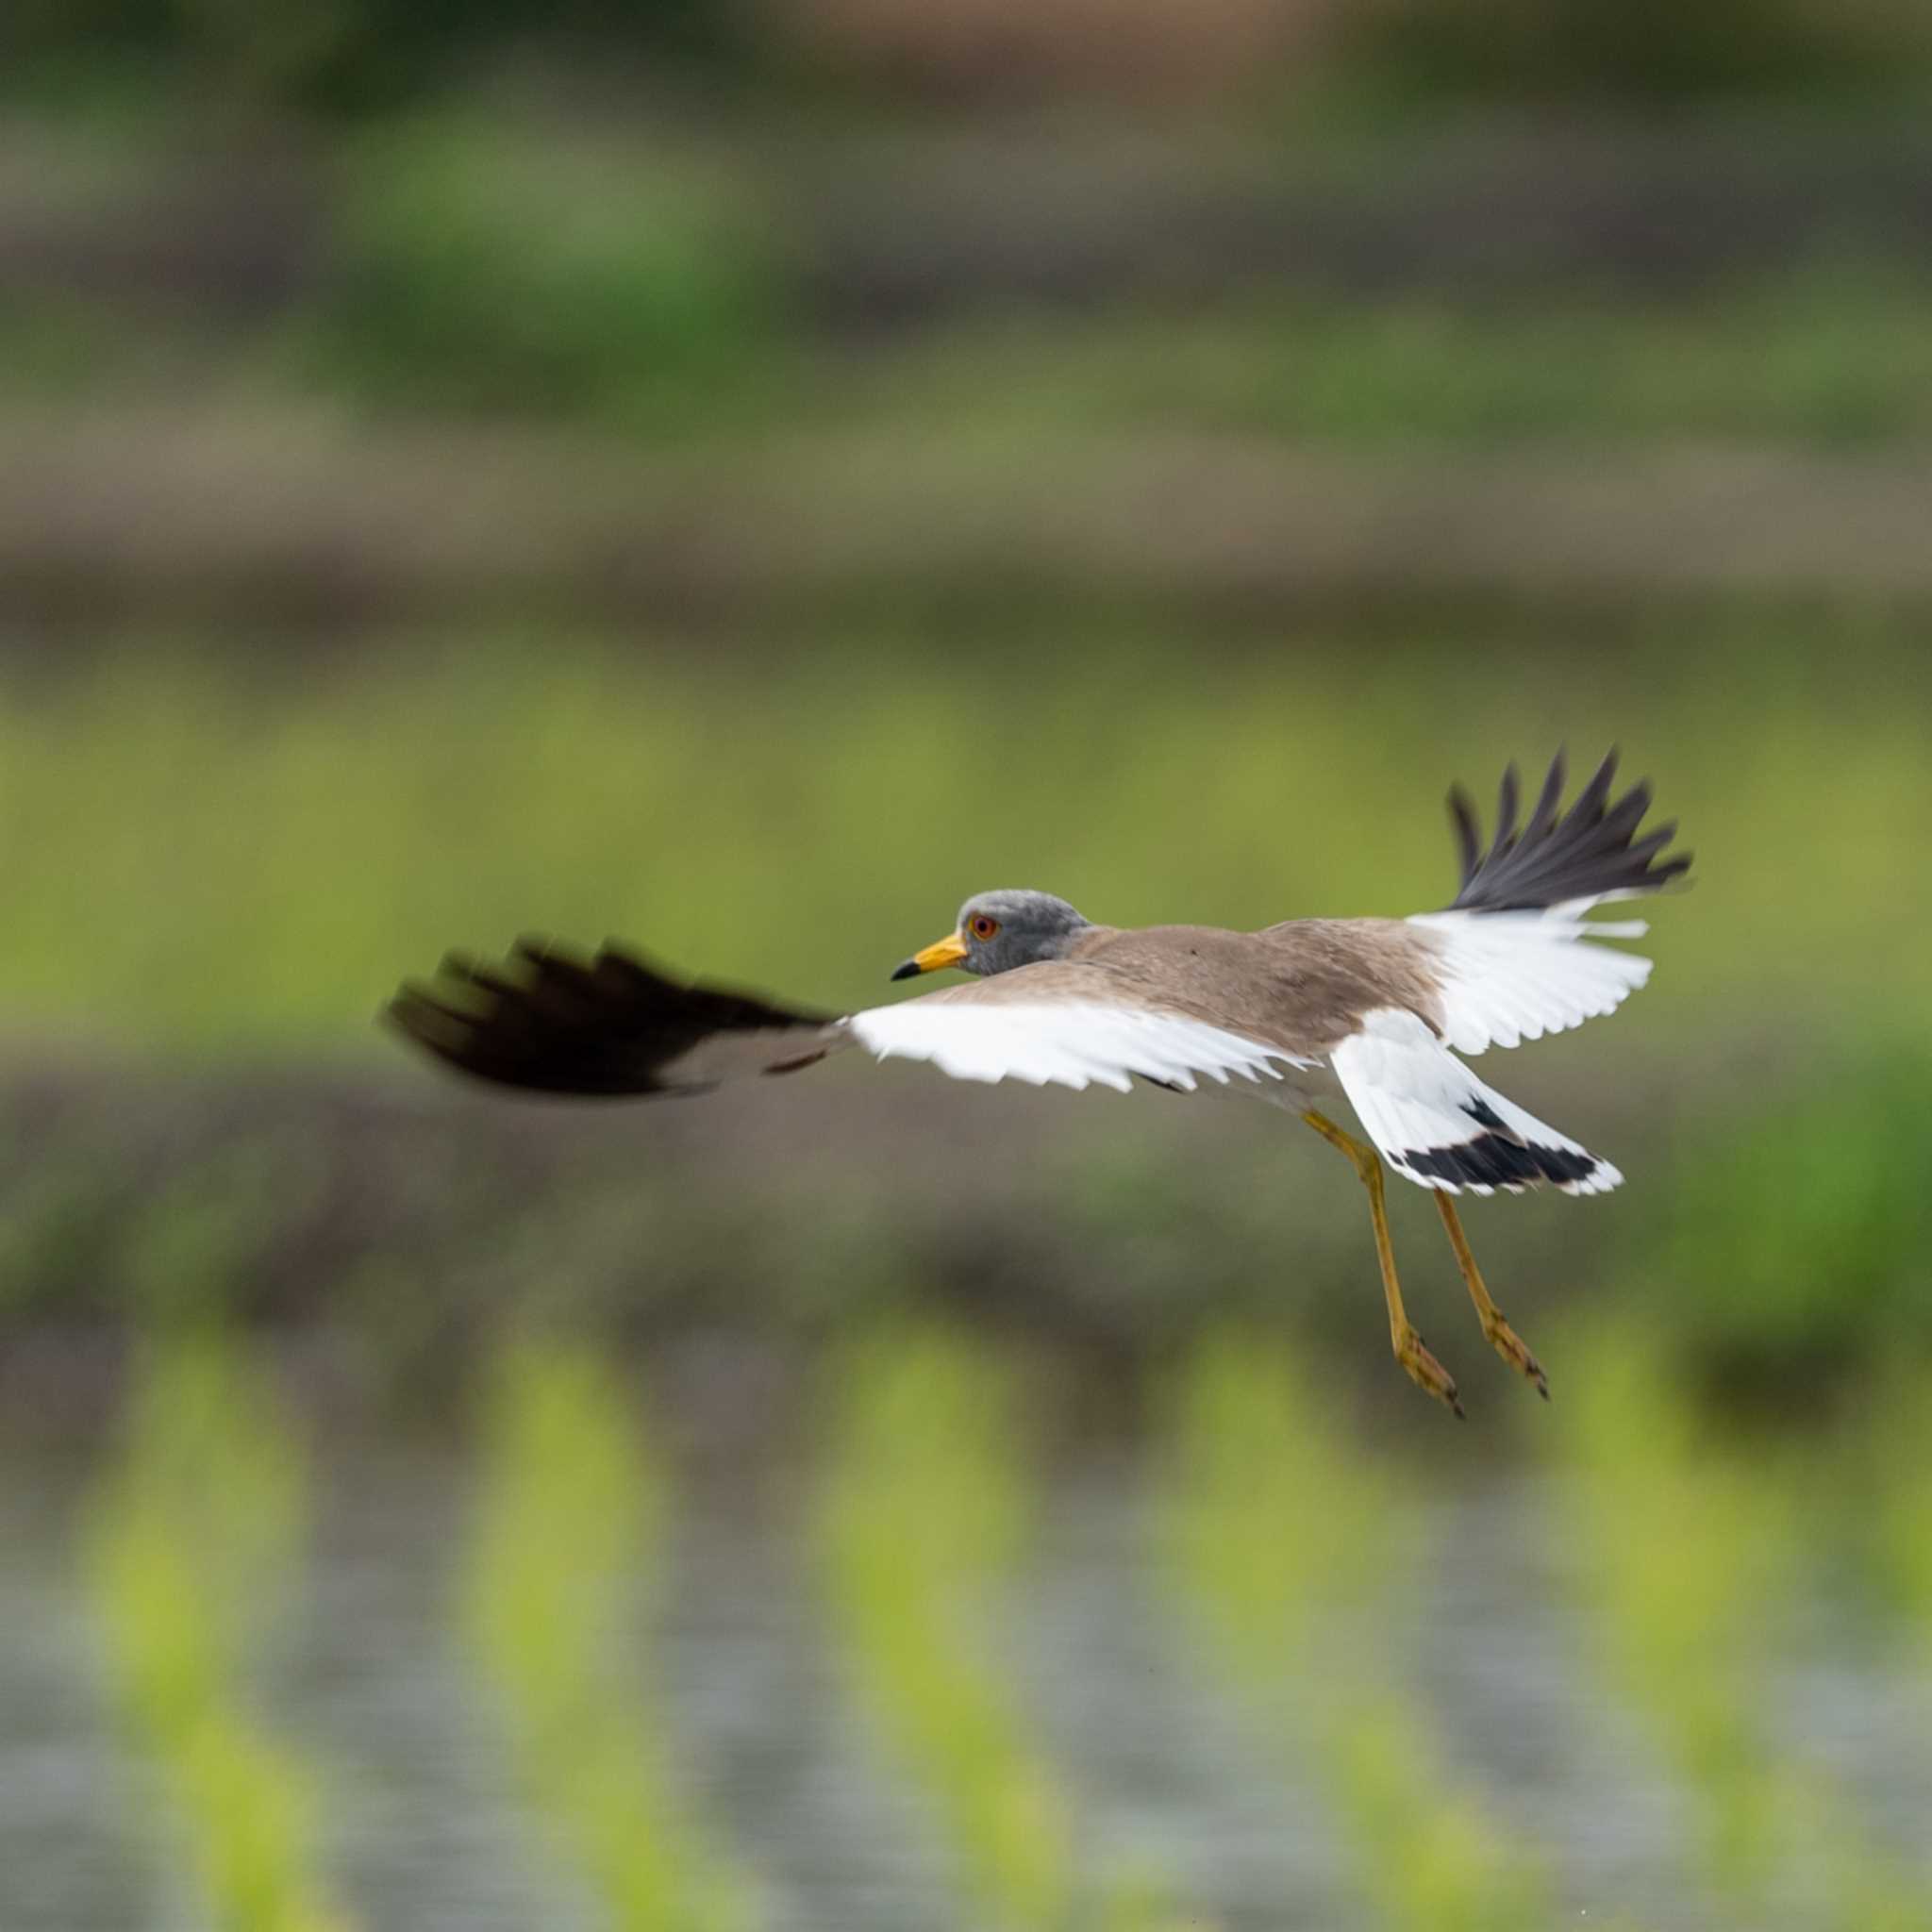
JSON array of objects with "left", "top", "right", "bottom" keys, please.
[{"left": 891, "top": 931, "right": 968, "bottom": 981}]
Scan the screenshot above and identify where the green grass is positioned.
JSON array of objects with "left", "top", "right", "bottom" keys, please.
[
  {"left": 462, "top": 1342, "right": 752, "bottom": 1932},
  {"left": 87, "top": 1335, "right": 354, "bottom": 1932},
  {"left": 1643, "top": 1047, "right": 1932, "bottom": 1395}
]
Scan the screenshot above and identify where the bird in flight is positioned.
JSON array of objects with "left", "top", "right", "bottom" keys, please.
[{"left": 390, "top": 750, "right": 1688, "bottom": 1417}]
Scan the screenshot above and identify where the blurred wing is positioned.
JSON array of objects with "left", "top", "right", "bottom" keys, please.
[
  {"left": 390, "top": 942, "right": 1307, "bottom": 1102},
  {"left": 848, "top": 992, "right": 1303, "bottom": 1093},
  {"left": 388, "top": 938, "right": 846, "bottom": 1097}
]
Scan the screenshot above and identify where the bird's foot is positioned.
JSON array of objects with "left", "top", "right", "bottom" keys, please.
[
  {"left": 1394, "top": 1325, "right": 1464, "bottom": 1419},
  {"left": 1481, "top": 1310, "right": 1549, "bottom": 1400}
]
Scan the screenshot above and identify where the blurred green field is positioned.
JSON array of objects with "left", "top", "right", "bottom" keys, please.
[
  {"left": 9, "top": 116, "right": 1932, "bottom": 457},
  {"left": 12, "top": 8, "right": 1932, "bottom": 1929},
  {"left": 831, "top": 275, "right": 1932, "bottom": 452},
  {"left": 74, "top": 1323, "right": 1932, "bottom": 1928},
  {"left": 15, "top": 258, "right": 1932, "bottom": 453}
]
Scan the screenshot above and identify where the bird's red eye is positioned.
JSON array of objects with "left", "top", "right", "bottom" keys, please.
[{"left": 970, "top": 915, "right": 1000, "bottom": 941}]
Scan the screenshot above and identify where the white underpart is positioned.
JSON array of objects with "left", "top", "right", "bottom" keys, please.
[
  {"left": 1407, "top": 894, "right": 1653, "bottom": 1055},
  {"left": 1330, "top": 1008, "right": 1621, "bottom": 1197},
  {"left": 847, "top": 1000, "right": 1307, "bottom": 1094}
]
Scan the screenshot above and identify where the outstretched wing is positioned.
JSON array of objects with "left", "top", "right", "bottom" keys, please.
[
  {"left": 848, "top": 973, "right": 1303, "bottom": 1092},
  {"left": 388, "top": 938, "right": 845, "bottom": 1096},
  {"left": 1408, "top": 749, "right": 1690, "bottom": 1055},
  {"left": 389, "top": 944, "right": 1304, "bottom": 1100}
]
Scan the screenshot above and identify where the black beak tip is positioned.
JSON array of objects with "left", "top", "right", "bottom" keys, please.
[{"left": 890, "top": 958, "right": 920, "bottom": 982}]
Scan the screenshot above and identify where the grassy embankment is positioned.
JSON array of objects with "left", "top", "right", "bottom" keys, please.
[{"left": 9, "top": 109, "right": 1932, "bottom": 447}]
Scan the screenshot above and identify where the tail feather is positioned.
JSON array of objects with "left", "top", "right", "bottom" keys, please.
[{"left": 1330, "top": 1008, "right": 1620, "bottom": 1198}]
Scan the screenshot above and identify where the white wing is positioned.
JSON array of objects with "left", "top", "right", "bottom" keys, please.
[
  {"left": 1407, "top": 902, "right": 1653, "bottom": 1055},
  {"left": 847, "top": 998, "right": 1306, "bottom": 1093}
]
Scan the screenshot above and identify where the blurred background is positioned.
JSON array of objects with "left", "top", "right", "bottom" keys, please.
[{"left": 4, "top": 3, "right": 1932, "bottom": 1927}]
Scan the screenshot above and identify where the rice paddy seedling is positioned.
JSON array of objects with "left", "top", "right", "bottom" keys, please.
[
  {"left": 1161, "top": 1332, "right": 1548, "bottom": 1931},
  {"left": 817, "top": 1327, "right": 1098, "bottom": 1930},
  {"left": 86, "top": 1333, "right": 353, "bottom": 1932},
  {"left": 1878, "top": 1412, "right": 1932, "bottom": 1648},
  {"left": 1828, "top": 1348, "right": 1932, "bottom": 1674},
  {"left": 462, "top": 1341, "right": 753, "bottom": 1932},
  {"left": 1554, "top": 1320, "right": 1932, "bottom": 1924}
]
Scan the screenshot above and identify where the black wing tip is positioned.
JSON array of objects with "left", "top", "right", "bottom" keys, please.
[
  {"left": 385, "top": 935, "right": 838, "bottom": 1099},
  {"left": 386, "top": 978, "right": 475, "bottom": 1040},
  {"left": 1444, "top": 748, "right": 1690, "bottom": 913},
  {"left": 1395, "top": 1129, "right": 1599, "bottom": 1192},
  {"left": 381, "top": 992, "right": 427, "bottom": 1046}
]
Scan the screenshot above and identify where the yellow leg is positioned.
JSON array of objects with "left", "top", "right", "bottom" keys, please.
[
  {"left": 1302, "top": 1111, "right": 1463, "bottom": 1419},
  {"left": 1434, "top": 1192, "right": 1548, "bottom": 1400}
]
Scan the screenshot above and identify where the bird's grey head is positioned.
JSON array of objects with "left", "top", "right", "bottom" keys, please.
[{"left": 891, "top": 889, "right": 1091, "bottom": 981}]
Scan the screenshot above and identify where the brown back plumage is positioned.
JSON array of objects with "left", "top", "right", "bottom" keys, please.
[{"left": 922, "top": 919, "right": 1444, "bottom": 1062}]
